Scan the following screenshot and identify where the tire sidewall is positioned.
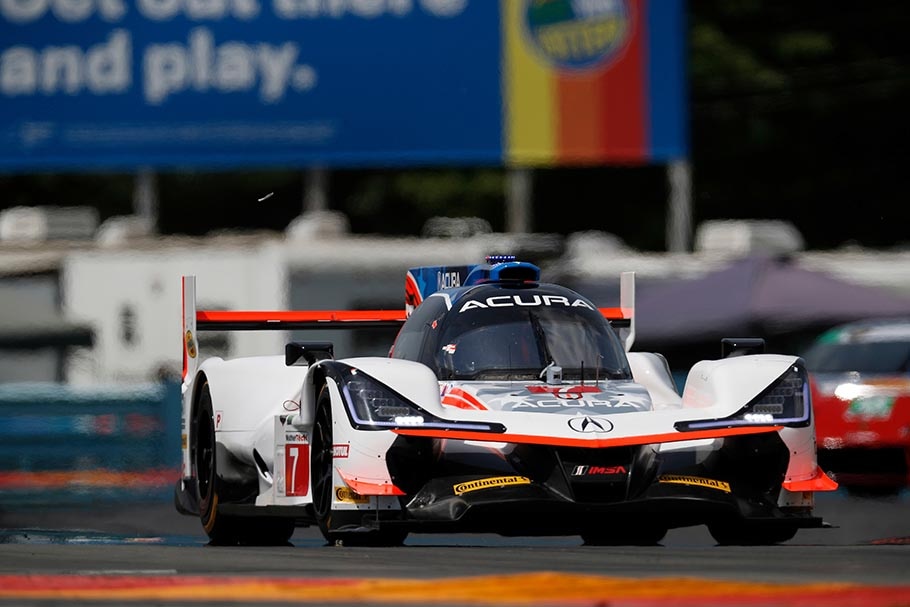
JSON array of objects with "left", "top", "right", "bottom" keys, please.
[
  {"left": 311, "top": 388, "right": 334, "bottom": 537},
  {"left": 192, "top": 382, "right": 220, "bottom": 535}
]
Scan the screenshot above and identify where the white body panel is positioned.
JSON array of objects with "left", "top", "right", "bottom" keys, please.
[
  {"left": 681, "top": 355, "right": 797, "bottom": 409},
  {"left": 627, "top": 352, "right": 682, "bottom": 410}
]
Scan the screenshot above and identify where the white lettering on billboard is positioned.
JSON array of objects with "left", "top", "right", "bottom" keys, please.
[
  {"left": 1, "top": 29, "right": 130, "bottom": 96},
  {"left": 1, "top": 0, "right": 466, "bottom": 105}
]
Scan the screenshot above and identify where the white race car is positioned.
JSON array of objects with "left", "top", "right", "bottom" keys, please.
[{"left": 174, "top": 256, "right": 837, "bottom": 546}]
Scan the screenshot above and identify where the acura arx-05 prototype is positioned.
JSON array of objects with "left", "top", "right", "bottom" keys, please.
[{"left": 174, "top": 257, "right": 836, "bottom": 546}]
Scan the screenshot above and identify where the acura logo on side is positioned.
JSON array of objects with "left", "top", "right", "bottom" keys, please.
[{"left": 568, "top": 415, "right": 614, "bottom": 433}]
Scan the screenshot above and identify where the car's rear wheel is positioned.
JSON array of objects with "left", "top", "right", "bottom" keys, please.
[
  {"left": 582, "top": 525, "right": 667, "bottom": 546},
  {"left": 707, "top": 521, "right": 798, "bottom": 546},
  {"left": 193, "top": 380, "right": 295, "bottom": 546},
  {"left": 311, "top": 387, "right": 408, "bottom": 547}
]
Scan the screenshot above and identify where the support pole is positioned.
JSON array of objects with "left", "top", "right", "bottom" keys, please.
[
  {"left": 303, "top": 167, "right": 328, "bottom": 213},
  {"left": 506, "top": 167, "right": 533, "bottom": 234},
  {"left": 132, "top": 167, "right": 158, "bottom": 230},
  {"left": 666, "top": 158, "right": 692, "bottom": 252}
]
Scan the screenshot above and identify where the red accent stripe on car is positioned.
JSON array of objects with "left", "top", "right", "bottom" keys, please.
[
  {"left": 599, "top": 307, "right": 629, "bottom": 321},
  {"left": 393, "top": 426, "right": 781, "bottom": 448},
  {"left": 181, "top": 280, "right": 187, "bottom": 380},
  {"left": 197, "top": 310, "right": 407, "bottom": 323},
  {"left": 441, "top": 388, "right": 488, "bottom": 411}
]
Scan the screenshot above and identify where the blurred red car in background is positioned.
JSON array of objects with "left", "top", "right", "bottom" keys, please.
[{"left": 803, "top": 318, "right": 910, "bottom": 494}]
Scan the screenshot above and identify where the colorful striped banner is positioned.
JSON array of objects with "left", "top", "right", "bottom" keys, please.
[{"left": 504, "top": 0, "right": 687, "bottom": 166}]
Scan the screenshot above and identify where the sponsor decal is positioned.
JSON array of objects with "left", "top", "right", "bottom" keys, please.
[
  {"left": 658, "top": 475, "right": 731, "bottom": 493},
  {"left": 453, "top": 475, "right": 531, "bottom": 496},
  {"left": 567, "top": 415, "right": 614, "bottom": 433},
  {"left": 332, "top": 444, "right": 350, "bottom": 458},
  {"left": 442, "top": 343, "right": 457, "bottom": 354},
  {"left": 528, "top": 385, "right": 601, "bottom": 399},
  {"left": 283, "top": 400, "right": 300, "bottom": 412},
  {"left": 335, "top": 486, "right": 369, "bottom": 504},
  {"left": 571, "top": 465, "right": 627, "bottom": 477},
  {"left": 285, "top": 444, "right": 309, "bottom": 497},
  {"left": 285, "top": 433, "right": 308, "bottom": 444},
  {"left": 525, "top": 0, "right": 632, "bottom": 71},
  {"left": 459, "top": 295, "right": 595, "bottom": 313},
  {"left": 845, "top": 396, "right": 895, "bottom": 420},
  {"left": 184, "top": 330, "right": 196, "bottom": 358},
  {"left": 214, "top": 410, "right": 223, "bottom": 430},
  {"left": 437, "top": 271, "right": 462, "bottom": 290},
  {"left": 181, "top": 433, "right": 187, "bottom": 449},
  {"left": 510, "top": 398, "right": 637, "bottom": 409}
]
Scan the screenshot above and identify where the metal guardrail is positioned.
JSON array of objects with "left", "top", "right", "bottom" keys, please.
[{"left": 0, "top": 381, "right": 181, "bottom": 506}]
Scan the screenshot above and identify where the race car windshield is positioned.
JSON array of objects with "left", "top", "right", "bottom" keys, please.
[{"left": 432, "top": 303, "right": 630, "bottom": 381}]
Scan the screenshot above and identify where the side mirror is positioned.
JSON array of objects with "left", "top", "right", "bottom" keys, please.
[{"left": 285, "top": 341, "right": 334, "bottom": 366}]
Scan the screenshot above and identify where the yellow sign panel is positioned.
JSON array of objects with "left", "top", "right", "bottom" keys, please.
[
  {"left": 453, "top": 476, "right": 531, "bottom": 496},
  {"left": 658, "top": 475, "right": 731, "bottom": 493}
]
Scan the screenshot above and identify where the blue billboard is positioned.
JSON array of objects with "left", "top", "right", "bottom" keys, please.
[
  {"left": 1, "top": 0, "right": 502, "bottom": 169},
  {"left": 0, "top": 0, "right": 686, "bottom": 170}
]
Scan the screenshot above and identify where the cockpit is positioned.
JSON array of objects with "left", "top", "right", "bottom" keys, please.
[{"left": 391, "top": 283, "right": 632, "bottom": 382}]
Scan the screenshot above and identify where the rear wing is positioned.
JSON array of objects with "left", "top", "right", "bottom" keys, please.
[{"left": 181, "top": 276, "right": 406, "bottom": 383}]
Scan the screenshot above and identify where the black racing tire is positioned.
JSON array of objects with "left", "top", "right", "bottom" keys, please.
[
  {"left": 193, "top": 380, "right": 295, "bottom": 546},
  {"left": 193, "top": 380, "right": 242, "bottom": 545},
  {"left": 581, "top": 525, "right": 668, "bottom": 546},
  {"left": 707, "top": 521, "right": 798, "bottom": 546},
  {"left": 311, "top": 387, "right": 408, "bottom": 547}
]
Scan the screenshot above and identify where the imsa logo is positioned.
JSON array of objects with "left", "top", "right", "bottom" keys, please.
[{"left": 571, "top": 465, "right": 627, "bottom": 477}]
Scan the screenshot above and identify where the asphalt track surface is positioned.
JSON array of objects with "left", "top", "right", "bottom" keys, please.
[{"left": 0, "top": 491, "right": 909, "bottom": 606}]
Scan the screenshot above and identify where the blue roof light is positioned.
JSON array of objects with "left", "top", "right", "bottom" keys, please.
[
  {"left": 466, "top": 258, "right": 540, "bottom": 285},
  {"left": 485, "top": 255, "right": 516, "bottom": 264}
]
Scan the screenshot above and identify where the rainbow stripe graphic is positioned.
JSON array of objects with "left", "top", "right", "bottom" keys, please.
[{"left": 503, "top": 0, "right": 687, "bottom": 166}]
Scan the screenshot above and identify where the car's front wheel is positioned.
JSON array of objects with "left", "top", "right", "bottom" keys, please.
[{"left": 311, "top": 387, "right": 408, "bottom": 547}]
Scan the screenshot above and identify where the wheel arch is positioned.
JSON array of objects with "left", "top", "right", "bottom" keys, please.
[{"left": 299, "top": 363, "right": 330, "bottom": 428}]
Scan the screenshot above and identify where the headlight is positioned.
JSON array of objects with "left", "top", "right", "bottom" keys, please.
[
  {"left": 331, "top": 363, "right": 505, "bottom": 433},
  {"left": 676, "top": 363, "right": 811, "bottom": 431}
]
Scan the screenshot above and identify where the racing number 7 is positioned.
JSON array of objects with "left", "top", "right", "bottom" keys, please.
[{"left": 285, "top": 445, "right": 309, "bottom": 497}]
